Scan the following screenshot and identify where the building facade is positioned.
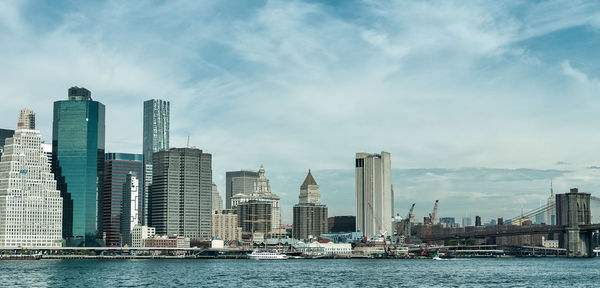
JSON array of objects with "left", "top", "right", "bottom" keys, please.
[
  {"left": 231, "top": 165, "right": 281, "bottom": 233},
  {"left": 355, "top": 152, "right": 393, "bottom": 238},
  {"left": 142, "top": 99, "right": 169, "bottom": 225},
  {"left": 149, "top": 148, "right": 212, "bottom": 240},
  {"left": 299, "top": 170, "right": 320, "bottom": 204},
  {"left": 144, "top": 234, "right": 189, "bottom": 248},
  {"left": 212, "top": 182, "right": 223, "bottom": 211},
  {"left": 103, "top": 153, "right": 143, "bottom": 247},
  {"left": 293, "top": 170, "right": 327, "bottom": 240},
  {"left": 121, "top": 173, "right": 140, "bottom": 246},
  {"left": 211, "top": 210, "right": 241, "bottom": 241},
  {"left": 17, "top": 108, "right": 35, "bottom": 130},
  {"left": 225, "top": 170, "right": 259, "bottom": 209},
  {"left": 0, "top": 129, "right": 15, "bottom": 161},
  {"left": 53, "top": 87, "right": 105, "bottom": 246},
  {"left": 0, "top": 116, "right": 62, "bottom": 247},
  {"left": 328, "top": 216, "right": 356, "bottom": 233},
  {"left": 131, "top": 225, "right": 155, "bottom": 248},
  {"left": 237, "top": 200, "right": 272, "bottom": 240},
  {"left": 293, "top": 204, "right": 328, "bottom": 240}
]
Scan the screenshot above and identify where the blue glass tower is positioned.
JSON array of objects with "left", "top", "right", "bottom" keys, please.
[
  {"left": 53, "top": 87, "right": 105, "bottom": 247},
  {"left": 142, "top": 99, "right": 169, "bottom": 225}
]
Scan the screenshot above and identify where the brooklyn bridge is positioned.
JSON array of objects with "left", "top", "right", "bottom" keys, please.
[{"left": 412, "top": 188, "right": 600, "bottom": 257}]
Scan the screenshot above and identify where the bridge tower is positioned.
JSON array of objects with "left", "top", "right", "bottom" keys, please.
[{"left": 556, "top": 188, "right": 593, "bottom": 257}]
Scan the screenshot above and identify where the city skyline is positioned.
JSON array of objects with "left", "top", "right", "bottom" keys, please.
[{"left": 2, "top": 1, "right": 600, "bottom": 223}]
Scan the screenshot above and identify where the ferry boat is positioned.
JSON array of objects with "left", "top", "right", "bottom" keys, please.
[{"left": 248, "top": 250, "right": 289, "bottom": 260}]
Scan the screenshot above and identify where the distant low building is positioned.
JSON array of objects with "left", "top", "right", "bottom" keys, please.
[
  {"left": 299, "top": 242, "right": 352, "bottom": 256},
  {"left": 212, "top": 209, "right": 241, "bottom": 241},
  {"left": 144, "top": 234, "right": 190, "bottom": 248},
  {"left": 328, "top": 216, "right": 356, "bottom": 233},
  {"left": 131, "top": 225, "right": 155, "bottom": 248}
]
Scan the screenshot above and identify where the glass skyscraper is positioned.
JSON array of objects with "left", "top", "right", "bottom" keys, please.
[
  {"left": 103, "top": 153, "right": 143, "bottom": 247},
  {"left": 52, "top": 87, "right": 105, "bottom": 247},
  {"left": 142, "top": 99, "right": 169, "bottom": 225}
]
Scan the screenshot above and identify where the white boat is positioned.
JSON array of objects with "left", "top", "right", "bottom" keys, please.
[{"left": 248, "top": 250, "right": 289, "bottom": 260}]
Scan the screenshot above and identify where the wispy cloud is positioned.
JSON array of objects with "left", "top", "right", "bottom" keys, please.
[{"left": 2, "top": 0, "right": 600, "bottom": 222}]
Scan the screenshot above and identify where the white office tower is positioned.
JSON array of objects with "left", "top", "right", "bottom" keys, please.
[
  {"left": 0, "top": 112, "right": 62, "bottom": 247},
  {"left": 355, "top": 152, "right": 393, "bottom": 239},
  {"left": 121, "top": 173, "right": 140, "bottom": 246}
]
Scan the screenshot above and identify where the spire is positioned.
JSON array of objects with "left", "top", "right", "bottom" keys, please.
[
  {"left": 301, "top": 169, "right": 317, "bottom": 187},
  {"left": 550, "top": 180, "right": 554, "bottom": 197}
]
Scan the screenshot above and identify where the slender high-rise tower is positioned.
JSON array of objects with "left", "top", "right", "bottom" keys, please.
[
  {"left": 53, "top": 87, "right": 105, "bottom": 246},
  {"left": 142, "top": 99, "right": 169, "bottom": 225},
  {"left": 0, "top": 110, "right": 63, "bottom": 247},
  {"left": 355, "top": 152, "right": 393, "bottom": 239}
]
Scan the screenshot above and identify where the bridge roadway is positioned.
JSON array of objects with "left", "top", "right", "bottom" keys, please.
[{"left": 422, "top": 224, "right": 600, "bottom": 241}]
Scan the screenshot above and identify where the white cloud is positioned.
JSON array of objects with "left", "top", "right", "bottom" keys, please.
[{"left": 2, "top": 0, "right": 600, "bottom": 222}]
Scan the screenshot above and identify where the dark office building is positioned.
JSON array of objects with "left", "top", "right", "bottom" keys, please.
[
  {"left": 103, "top": 153, "right": 143, "bottom": 247},
  {"left": 225, "top": 170, "right": 259, "bottom": 209},
  {"left": 293, "top": 204, "right": 328, "bottom": 240},
  {"left": 149, "top": 148, "right": 212, "bottom": 240},
  {"left": 237, "top": 200, "right": 272, "bottom": 239},
  {"left": 53, "top": 87, "right": 105, "bottom": 247},
  {"left": 0, "top": 128, "right": 15, "bottom": 161},
  {"left": 328, "top": 216, "right": 356, "bottom": 233}
]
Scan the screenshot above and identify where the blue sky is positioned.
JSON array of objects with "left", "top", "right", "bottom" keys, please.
[{"left": 2, "top": 0, "right": 600, "bottom": 224}]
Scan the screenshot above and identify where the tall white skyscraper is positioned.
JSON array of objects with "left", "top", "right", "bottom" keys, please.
[
  {"left": 546, "top": 181, "right": 556, "bottom": 225},
  {"left": 355, "top": 152, "right": 393, "bottom": 239},
  {"left": 0, "top": 111, "right": 62, "bottom": 247}
]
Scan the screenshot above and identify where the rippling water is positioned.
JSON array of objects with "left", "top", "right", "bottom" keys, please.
[{"left": 2, "top": 258, "right": 600, "bottom": 287}]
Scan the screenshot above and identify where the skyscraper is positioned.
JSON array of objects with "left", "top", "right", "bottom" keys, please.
[
  {"left": 142, "top": 99, "right": 169, "bottom": 225},
  {"left": 0, "top": 128, "right": 15, "bottom": 161},
  {"left": 225, "top": 170, "right": 259, "bottom": 209},
  {"left": 299, "top": 169, "right": 320, "bottom": 204},
  {"left": 53, "top": 87, "right": 105, "bottom": 246},
  {"left": 231, "top": 165, "right": 281, "bottom": 233},
  {"left": 149, "top": 148, "right": 212, "bottom": 240},
  {"left": 121, "top": 173, "right": 140, "bottom": 246},
  {"left": 212, "top": 182, "right": 223, "bottom": 211},
  {"left": 17, "top": 108, "right": 35, "bottom": 130},
  {"left": 0, "top": 110, "right": 63, "bottom": 247},
  {"left": 293, "top": 170, "right": 327, "bottom": 240},
  {"left": 103, "top": 153, "right": 143, "bottom": 246},
  {"left": 355, "top": 152, "right": 393, "bottom": 239}
]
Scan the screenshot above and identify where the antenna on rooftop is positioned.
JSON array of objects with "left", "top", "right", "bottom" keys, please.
[{"left": 187, "top": 136, "right": 190, "bottom": 148}]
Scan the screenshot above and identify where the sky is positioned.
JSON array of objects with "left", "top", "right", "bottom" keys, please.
[{"left": 2, "top": 0, "right": 600, "bottom": 224}]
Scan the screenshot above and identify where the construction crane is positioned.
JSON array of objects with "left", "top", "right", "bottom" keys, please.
[
  {"left": 402, "top": 203, "right": 415, "bottom": 239},
  {"left": 367, "top": 202, "right": 391, "bottom": 256},
  {"left": 420, "top": 200, "right": 439, "bottom": 256},
  {"left": 429, "top": 200, "right": 439, "bottom": 225}
]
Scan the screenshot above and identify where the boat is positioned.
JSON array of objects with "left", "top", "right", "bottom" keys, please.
[
  {"left": 432, "top": 252, "right": 443, "bottom": 261},
  {"left": 248, "top": 250, "right": 289, "bottom": 260}
]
